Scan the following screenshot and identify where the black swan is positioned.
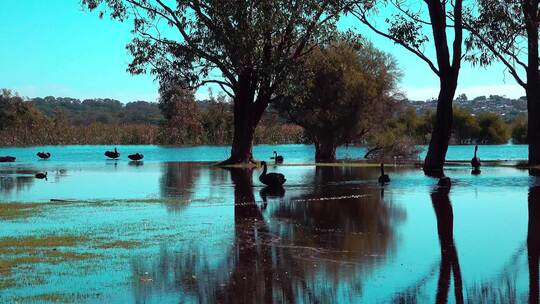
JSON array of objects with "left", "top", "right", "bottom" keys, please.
[
  {"left": 471, "top": 168, "right": 481, "bottom": 175},
  {"left": 271, "top": 151, "right": 284, "bottom": 163},
  {"left": 104, "top": 147, "right": 120, "bottom": 159},
  {"left": 0, "top": 156, "right": 16, "bottom": 162},
  {"left": 471, "top": 145, "right": 481, "bottom": 168},
  {"left": 259, "top": 161, "right": 286, "bottom": 187},
  {"left": 128, "top": 153, "right": 144, "bottom": 161},
  {"left": 438, "top": 176, "right": 452, "bottom": 187},
  {"left": 37, "top": 152, "right": 51, "bottom": 159},
  {"left": 378, "top": 163, "right": 390, "bottom": 184},
  {"left": 35, "top": 172, "right": 47, "bottom": 179}
]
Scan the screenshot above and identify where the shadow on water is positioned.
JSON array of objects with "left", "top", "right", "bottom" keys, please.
[{"left": 132, "top": 166, "right": 406, "bottom": 303}]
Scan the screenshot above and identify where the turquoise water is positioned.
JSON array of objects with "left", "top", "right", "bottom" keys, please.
[
  {"left": 0, "top": 144, "right": 529, "bottom": 165},
  {"left": 0, "top": 145, "right": 536, "bottom": 303}
]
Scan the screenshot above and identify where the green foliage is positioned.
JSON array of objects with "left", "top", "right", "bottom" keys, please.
[
  {"left": 464, "top": 0, "right": 525, "bottom": 68},
  {"left": 157, "top": 86, "right": 203, "bottom": 145},
  {"left": 511, "top": 116, "right": 528, "bottom": 144},
  {"left": 276, "top": 34, "right": 400, "bottom": 160},
  {"left": 364, "top": 107, "right": 421, "bottom": 160},
  {"left": 382, "top": 105, "right": 511, "bottom": 147},
  {"left": 476, "top": 112, "right": 510, "bottom": 144},
  {"left": 452, "top": 107, "right": 480, "bottom": 144},
  {"left": 29, "top": 96, "right": 163, "bottom": 125},
  {"left": 0, "top": 89, "right": 48, "bottom": 130},
  {"left": 82, "top": 0, "right": 352, "bottom": 96}
]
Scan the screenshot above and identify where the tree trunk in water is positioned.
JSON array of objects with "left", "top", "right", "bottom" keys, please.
[
  {"left": 423, "top": 83, "right": 456, "bottom": 177},
  {"left": 422, "top": 0, "right": 462, "bottom": 177},
  {"left": 525, "top": 2, "right": 540, "bottom": 169},
  {"left": 220, "top": 81, "right": 268, "bottom": 165},
  {"left": 315, "top": 140, "right": 337, "bottom": 163},
  {"left": 528, "top": 86, "right": 540, "bottom": 169}
]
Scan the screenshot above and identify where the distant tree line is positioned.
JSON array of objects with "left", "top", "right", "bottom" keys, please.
[
  {"left": 0, "top": 89, "right": 304, "bottom": 146},
  {"left": 0, "top": 86, "right": 527, "bottom": 148}
]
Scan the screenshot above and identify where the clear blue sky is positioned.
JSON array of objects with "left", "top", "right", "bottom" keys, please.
[{"left": 0, "top": 0, "right": 526, "bottom": 103}]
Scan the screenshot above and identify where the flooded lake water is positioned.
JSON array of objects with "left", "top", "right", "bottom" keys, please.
[{"left": 0, "top": 145, "right": 537, "bottom": 303}]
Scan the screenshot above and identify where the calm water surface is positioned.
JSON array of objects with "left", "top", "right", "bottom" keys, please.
[
  {"left": 0, "top": 144, "right": 529, "bottom": 164},
  {"left": 0, "top": 145, "right": 537, "bottom": 303}
]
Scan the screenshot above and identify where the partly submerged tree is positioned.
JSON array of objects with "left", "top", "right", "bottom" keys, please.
[
  {"left": 463, "top": 0, "right": 540, "bottom": 167},
  {"left": 275, "top": 35, "right": 400, "bottom": 162},
  {"left": 352, "top": 0, "right": 464, "bottom": 176},
  {"left": 82, "top": 0, "right": 354, "bottom": 164}
]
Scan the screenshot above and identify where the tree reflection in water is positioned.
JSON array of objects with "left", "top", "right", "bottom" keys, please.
[
  {"left": 431, "top": 186, "right": 464, "bottom": 304},
  {"left": 0, "top": 170, "right": 34, "bottom": 194},
  {"left": 0, "top": 167, "right": 67, "bottom": 195},
  {"left": 159, "top": 162, "right": 201, "bottom": 211},
  {"left": 529, "top": 185, "right": 540, "bottom": 304},
  {"left": 132, "top": 166, "right": 405, "bottom": 303}
]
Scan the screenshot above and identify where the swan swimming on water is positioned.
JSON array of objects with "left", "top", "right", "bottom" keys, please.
[
  {"left": 128, "top": 153, "right": 144, "bottom": 161},
  {"left": 378, "top": 163, "right": 390, "bottom": 184},
  {"left": 259, "top": 161, "right": 286, "bottom": 187},
  {"left": 104, "top": 147, "right": 120, "bottom": 159},
  {"left": 37, "top": 152, "right": 51, "bottom": 159},
  {"left": 0, "top": 156, "right": 16, "bottom": 162},
  {"left": 271, "top": 151, "right": 284, "bottom": 163}
]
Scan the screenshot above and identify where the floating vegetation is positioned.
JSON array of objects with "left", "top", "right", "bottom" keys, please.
[
  {"left": 13, "top": 292, "right": 102, "bottom": 303},
  {"left": 94, "top": 240, "right": 142, "bottom": 249}
]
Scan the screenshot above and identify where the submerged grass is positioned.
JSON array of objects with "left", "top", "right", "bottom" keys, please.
[
  {"left": 0, "top": 235, "right": 97, "bottom": 278},
  {"left": 0, "top": 235, "right": 87, "bottom": 248},
  {"left": 13, "top": 292, "right": 102, "bottom": 303},
  {"left": 0, "top": 203, "right": 42, "bottom": 220},
  {"left": 0, "top": 278, "right": 16, "bottom": 289}
]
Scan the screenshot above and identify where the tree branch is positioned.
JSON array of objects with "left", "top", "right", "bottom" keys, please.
[{"left": 351, "top": 9, "right": 440, "bottom": 76}]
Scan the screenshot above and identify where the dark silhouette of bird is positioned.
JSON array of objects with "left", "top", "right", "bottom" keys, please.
[
  {"left": 35, "top": 172, "right": 47, "bottom": 179},
  {"left": 438, "top": 176, "right": 452, "bottom": 187},
  {"left": 378, "top": 163, "right": 390, "bottom": 184},
  {"left": 471, "top": 145, "right": 481, "bottom": 168},
  {"left": 471, "top": 168, "right": 481, "bottom": 175},
  {"left": 271, "top": 151, "right": 284, "bottom": 163},
  {"left": 104, "top": 147, "right": 120, "bottom": 159},
  {"left": 128, "top": 153, "right": 144, "bottom": 161},
  {"left": 37, "top": 152, "right": 51, "bottom": 159},
  {"left": 259, "top": 161, "right": 286, "bottom": 187},
  {"left": 0, "top": 156, "right": 16, "bottom": 162}
]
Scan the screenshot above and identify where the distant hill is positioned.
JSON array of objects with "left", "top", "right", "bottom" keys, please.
[
  {"left": 405, "top": 94, "right": 527, "bottom": 120},
  {"left": 29, "top": 96, "right": 164, "bottom": 125}
]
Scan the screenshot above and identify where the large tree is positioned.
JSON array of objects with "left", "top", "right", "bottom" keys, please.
[
  {"left": 275, "top": 35, "right": 400, "bottom": 162},
  {"left": 82, "top": 0, "right": 353, "bottom": 165},
  {"left": 352, "top": 0, "right": 464, "bottom": 176},
  {"left": 463, "top": 0, "right": 540, "bottom": 168}
]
